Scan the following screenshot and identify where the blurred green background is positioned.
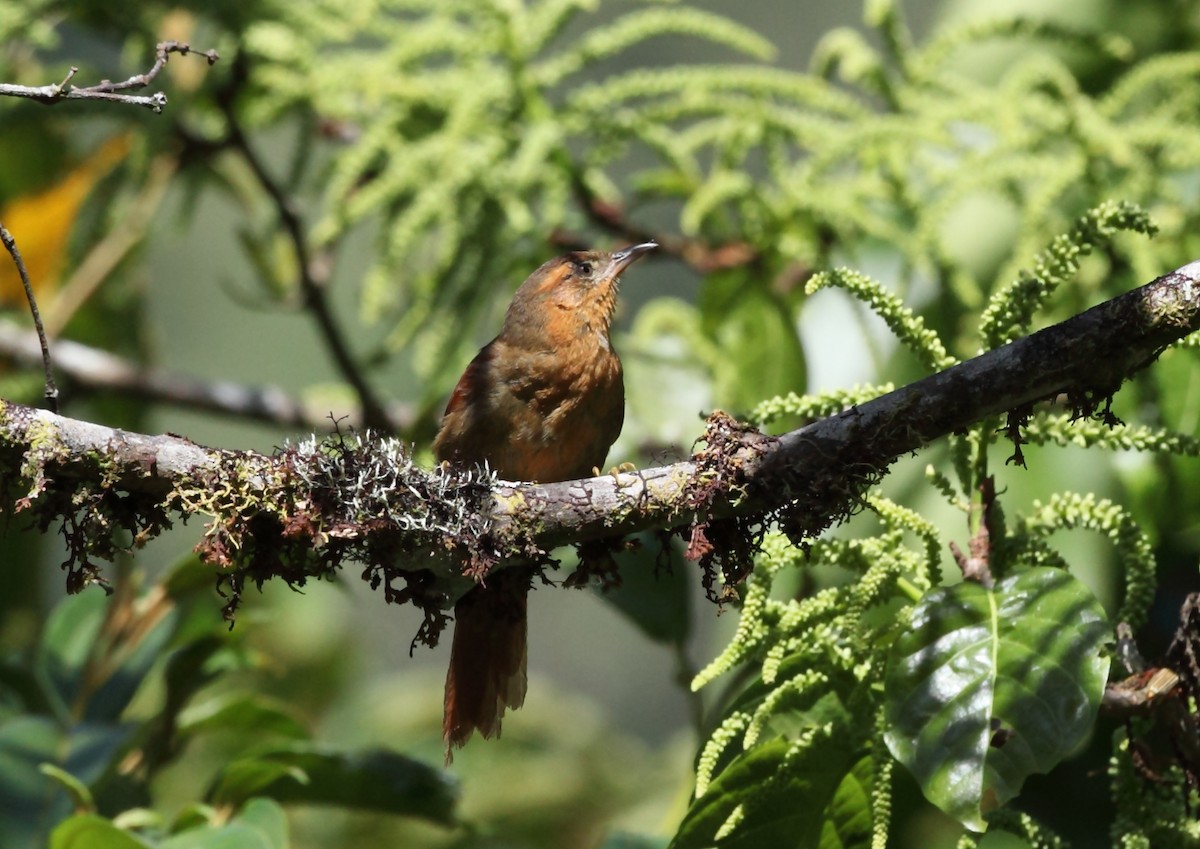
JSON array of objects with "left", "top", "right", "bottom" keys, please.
[{"left": 3, "top": 0, "right": 1200, "bottom": 846}]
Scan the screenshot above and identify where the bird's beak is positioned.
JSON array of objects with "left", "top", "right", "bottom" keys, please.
[{"left": 605, "top": 242, "right": 657, "bottom": 278}]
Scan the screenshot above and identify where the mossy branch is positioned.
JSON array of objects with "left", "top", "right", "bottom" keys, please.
[{"left": 1, "top": 259, "right": 1199, "bottom": 617}]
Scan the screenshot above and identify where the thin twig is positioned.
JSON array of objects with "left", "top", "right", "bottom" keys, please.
[
  {"left": 0, "top": 41, "right": 218, "bottom": 113},
  {"left": 0, "top": 223, "right": 58, "bottom": 411},
  {"left": 558, "top": 170, "right": 758, "bottom": 273},
  {"left": 217, "top": 97, "right": 393, "bottom": 432}
]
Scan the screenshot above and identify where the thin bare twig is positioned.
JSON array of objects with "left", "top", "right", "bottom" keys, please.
[
  {"left": 558, "top": 170, "right": 759, "bottom": 273},
  {"left": 0, "top": 223, "right": 58, "bottom": 412},
  {"left": 0, "top": 41, "right": 218, "bottom": 113}
]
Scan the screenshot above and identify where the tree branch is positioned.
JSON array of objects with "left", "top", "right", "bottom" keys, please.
[
  {"left": 2, "top": 260, "right": 1198, "bottom": 611},
  {"left": 213, "top": 62, "right": 394, "bottom": 433},
  {"left": 0, "top": 41, "right": 218, "bottom": 113},
  {"left": 0, "top": 321, "right": 417, "bottom": 431},
  {"left": 0, "top": 224, "right": 57, "bottom": 411}
]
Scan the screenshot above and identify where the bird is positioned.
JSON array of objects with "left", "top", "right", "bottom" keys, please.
[{"left": 433, "top": 241, "right": 656, "bottom": 759}]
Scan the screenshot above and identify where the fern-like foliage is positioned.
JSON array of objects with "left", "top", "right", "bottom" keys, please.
[
  {"left": 689, "top": 204, "right": 1182, "bottom": 844},
  {"left": 239, "top": 0, "right": 781, "bottom": 396},
  {"left": 171, "top": 0, "right": 1200, "bottom": 428}
]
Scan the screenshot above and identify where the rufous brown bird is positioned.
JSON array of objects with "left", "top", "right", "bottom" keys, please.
[{"left": 434, "top": 241, "right": 656, "bottom": 758}]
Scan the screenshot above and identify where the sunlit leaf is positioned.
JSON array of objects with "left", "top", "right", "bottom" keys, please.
[{"left": 884, "top": 568, "right": 1110, "bottom": 832}]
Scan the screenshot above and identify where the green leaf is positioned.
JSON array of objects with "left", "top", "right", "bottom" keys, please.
[
  {"left": 0, "top": 713, "right": 141, "bottom": 845},
  {"left": 160, "top": 801, "right": 287, "bottom": 849},
  {"left": 671, "top": 731, "right": 857, "bottom": 849},
  {"left": 35, "top": 590, "right": 178, "bottom": 723},
  {"left": 0, "top": 715, "right": 70, "bottom": 844},
  {"left": 231, "top": 799, "right": 288, "bottom": 849},
  {"left": 178, "top": 694, "right": 309, "bottom": 742},
  {"left": 40, "top": 763, "right": 95, "bottom": 813},
  {"left": 36, "top": 590, "right": 108, "bottom": 718},
  {"left": 50, "top": 814, "right": 154, "bottom": 849},
  {"left": 208, "top": 744, "right": 458, "bottom": 825},
  {"left": 818, "top": 756, "right": 873, "bottom": 849},
  {"left": 883, "top": 568, "right": 1111, "bottom": 832}
]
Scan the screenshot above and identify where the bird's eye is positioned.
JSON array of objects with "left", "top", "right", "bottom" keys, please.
[{"left": 575, "top": 261, "right": 593, "bottom": 276}]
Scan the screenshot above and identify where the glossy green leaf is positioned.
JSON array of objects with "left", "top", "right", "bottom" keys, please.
[
  {"left": 883, "top": 568, "right": 1111, "bottom": 832},
  {"left": 671, "top": 731, "right": 857, "bottom": 849},
  {"left": 50, "top": 814, "right": 154, "bottom": 849},
  {"left": 208, "top": 744, "right": 458, "bottom": 825}
]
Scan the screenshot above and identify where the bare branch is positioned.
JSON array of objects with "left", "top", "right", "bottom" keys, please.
[
  {"left": 0, "top": 223, "right": 58, "bottom": 411},
  {"left": 0, "top": 321, "right": 419, "bottom": 431},
  {"left": 0, "top": 41, "right": 218, "bottom": 113},
  {"left": 215, "top": 86, "right": 395, "bottom": 433},
  {"left": 557, "top": 171, "right": 759, "bottom": 274}
]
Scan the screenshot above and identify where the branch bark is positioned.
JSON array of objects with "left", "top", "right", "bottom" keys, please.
[
  {"left": 0, "top": 41, "right": 218, "bottom": 112},
  {"left": 2, "top": 259, "right": 1198, "bottom": 606}
]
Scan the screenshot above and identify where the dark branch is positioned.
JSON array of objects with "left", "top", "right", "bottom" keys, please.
[
  {"left": 0, "top": 321, "right": 414, "bottom": 431},
  {"left": 215, "top": 92, "right": 394, "bottom": 433},
  {"left": 557, "top": 171, "right": 759, "bottom": 274}
]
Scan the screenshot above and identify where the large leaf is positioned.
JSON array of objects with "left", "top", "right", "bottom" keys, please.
[
  {"left": 35, "top": 590, "right": 108, "bottom": 718},
  {"left": 699, "top": 269, "right": 807, "bottom": 413},
  {"left": 597, "top": 531, "right": 691, "bottom": 645},
  {"left": 35, "top": 589, "right": 177, "bottom": 723},
  {"left": 883, "top": 568, "right": 1111, "bottom": 832}
]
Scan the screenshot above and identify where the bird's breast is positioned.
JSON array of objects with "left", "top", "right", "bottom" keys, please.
[{"left": 493, "top": 341, "right": 624, "bottom": 482}]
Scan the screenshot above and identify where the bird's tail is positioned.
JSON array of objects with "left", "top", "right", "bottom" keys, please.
[{"left": 443, "top": 568, "right": 529, "bottom": 763}]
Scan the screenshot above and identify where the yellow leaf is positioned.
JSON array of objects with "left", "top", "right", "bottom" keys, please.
[{"left": 0, "top": 134, "right": 130, "bottom": 305}]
